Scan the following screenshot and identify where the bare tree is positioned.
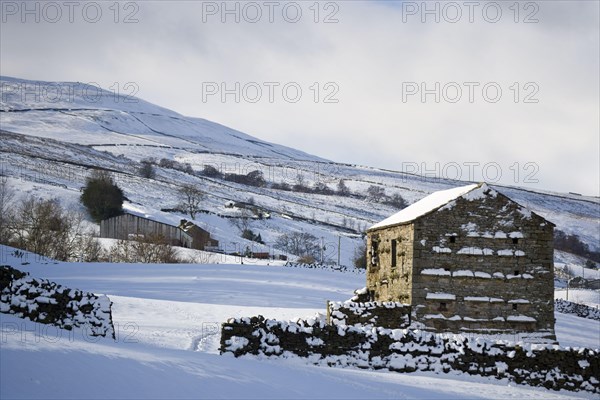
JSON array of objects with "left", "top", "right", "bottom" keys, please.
[
  {"left": 275, "top": 231, "right": 321, "bottom": 260},
  {"left": 108, "top": 239, "right": 136, "bottom": 263},
  {"left": 74, "top": 233, "right": 105, "bottom": 262},
  {"left": 313, "top": 182, "right": 333, "bottom": 195},
  {"left": 384, "top": 193, "right": 408, "bottom": 209},
  {"left": 293, "top": 171, "right": 310, "bottom": 192},
  {"left": 132, "top": 234, "right": 180, "bottom": 263},
  {"left": 348, "top": 219, "right": 356, "bottom": 230},
  {"left": 0, "top": 177, "right": 15, "bottom": 244},
  {"left": 294, "top": 172, "right": 305, "bottom": 187},
  {"left": 352, "top": 240, "right": 367, "bottom": 269},
  {"left": 159, "top": 158, "right": 176, "bottom": 168},
  {"left": 179, "top": 184, "right": 204, "bottom": 219},
  {"left": 11, "top": 197, "right": 73, "bottom": 260},
  {"left": 229, "top": 207, "right": 254, "bottom": 234},
  {"left": 337, "top": 179, "right": 351, "bottom": 196},
  {"left": 6, "top": 194, "right": 104, "bottom": 261},
  {"left": 108, "top": 234, "right": 179, "bottom": 263},
  {"left": 366, "top": 185, "right": 386, "bottom": 202},
  {"left": 139, "top": 161, "right": 156, "bottom": 179},
  {"left": 68, "top": 210, "right": 107, "bottom": 262}
]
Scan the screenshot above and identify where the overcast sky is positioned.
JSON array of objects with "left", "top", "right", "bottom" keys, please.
[{"left": 1, "top": 1, "right": 599, "bottom": 195}]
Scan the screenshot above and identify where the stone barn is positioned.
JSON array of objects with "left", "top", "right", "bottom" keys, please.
[
  {"left": 366, "top": 183, "right": 555, "bottom": 338},
  {"left": 178, "top": 219, "right": 219, "bottom": 250}
]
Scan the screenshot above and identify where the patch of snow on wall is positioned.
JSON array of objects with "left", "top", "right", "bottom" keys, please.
[
  {"left": 425, "top": 293, "right": 456, "bottom": 300},
  {"left": 421, "top": 268, "right": 451, "bottom": 276},
  {"left": 453, "top": 270, "right": 474, "bottom": 277},
  {"left": 507, "top": 315, "right": 536, "bottom": 322},
  {"left": 456, "top": 247, "right": 494, "bottom": 256}
]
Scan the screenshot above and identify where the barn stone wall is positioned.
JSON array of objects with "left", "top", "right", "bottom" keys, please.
[
  {"left": 367, "top": 223, "right": 414, "bottom": 303},
  {"left": 412, "top": 189, "right": 555, "bottom": 336}
]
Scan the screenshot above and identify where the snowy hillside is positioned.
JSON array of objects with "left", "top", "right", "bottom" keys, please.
[
  {"left": 1, "top": 246, "right": 597, "bottom": 399},
  {"left": 1, "top": 76, "right": 599, "bottom": 267},
  {"left": 0, "top": 76, "right": 324, "bottom": 161}
]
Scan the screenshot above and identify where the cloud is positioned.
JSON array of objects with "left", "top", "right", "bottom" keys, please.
[{"left": 1, "top": 0, "right": 598, "bottom": 195}]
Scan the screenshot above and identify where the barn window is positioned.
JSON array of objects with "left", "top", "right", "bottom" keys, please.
[
  {"left": 512, "top": 304, "right": 518, "bottom": 311},
  {"left": 391, "top": 239, "right": 397, "bottom": 268},
  {"left": 370, "top": 240, "right": 379, "bottom": 267},
  {"left": 512, "top": 238, "right": 519, "bottom": 244},
  {"left": 449, "top": 236, "right": 456, "bottom": 244},
  {"left": 438, "top": 302, "right": 448, "bottom": 311},
  {"left": 514, "top": 270, "right": 520, "bottom": 276}
]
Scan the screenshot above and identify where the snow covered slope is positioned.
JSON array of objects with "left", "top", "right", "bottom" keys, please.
[
  {"left": 0, "top": 76, "right": 324, "bottom": 161},
  {"left": 1, "top": 75, "right": 598, "bottom": 267}
]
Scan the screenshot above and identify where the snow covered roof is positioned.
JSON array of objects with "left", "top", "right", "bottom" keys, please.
[
  {"left": 368, "top": 183, "right": 484, "bottom": 230},
  {"left": 123, "top": 203, "right": 181, "bottom": 227}
]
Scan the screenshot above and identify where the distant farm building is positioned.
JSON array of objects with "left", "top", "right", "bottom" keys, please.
[
  {"left": 366, "top": 183, "right": 555, "bottom": 338},
  {"left": 100, "top": 213, "right": 218, "bottom": 251},
  {"left": 251, "top": 252, "right": 271, "bottom": 260}
]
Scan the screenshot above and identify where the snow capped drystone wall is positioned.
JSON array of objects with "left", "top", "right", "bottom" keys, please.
[
  {"left": 220, "top": 315, "right": 599, "bottom": 393},
  {"left": 555, "top": 299, "right": 600, "bottom": 321},
  {"left": 327, "top": 301, "right": 411, "bottom": 329},
  {"left": 283, "top": 262, "right": 363, "bottom": 274},
  {"left": 0, "top": 265, "right": 115, "bottom": 338}
]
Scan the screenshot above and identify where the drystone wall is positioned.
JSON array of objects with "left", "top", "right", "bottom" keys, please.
[
  {"left": 327, "top": 301, "right": 411, "bottom": 329},
  {"left": 0, "top": 265, "right": 115, "bottom": 338},
  {"left": 221, "top": 315, "right": 599, "bottom": 393},
  {"left": 555, "top": 299, "right": 600, "bottom": 321},
  {"left": 284, "top": 262, "right": 362, "bottom": 274}
]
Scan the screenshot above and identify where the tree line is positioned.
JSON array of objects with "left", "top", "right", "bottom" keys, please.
[
  {"left": 554, "top": 230, "right": 599, "bottom": 268},
  {"left": 143, "top": 160, "right": 409, "bottom": 210}
]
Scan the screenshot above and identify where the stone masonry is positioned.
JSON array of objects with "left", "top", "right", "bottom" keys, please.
[
  {"left": 220, "top": 315, "right": 599, "bottom": 393},
  {"left": 326, "top": 301, "right": 411, "bottom": 329},
  {"left": 366, "top": 183, "right": 555, "bottom": 339},
  {"left": 0, "top": 265, "right": 115, "bottom": 338}
]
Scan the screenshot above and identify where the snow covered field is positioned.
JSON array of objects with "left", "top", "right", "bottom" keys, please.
[{"left": 1, "top": 247, "right": 598, "bottom": 399}]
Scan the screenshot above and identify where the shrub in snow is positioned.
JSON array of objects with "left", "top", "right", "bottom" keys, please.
[
  {"left": 0, "top": 265, "right": 115, "bottom": 339},
  {"left": 81, "top": 170, "right": 124, "bottom": 223}
]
